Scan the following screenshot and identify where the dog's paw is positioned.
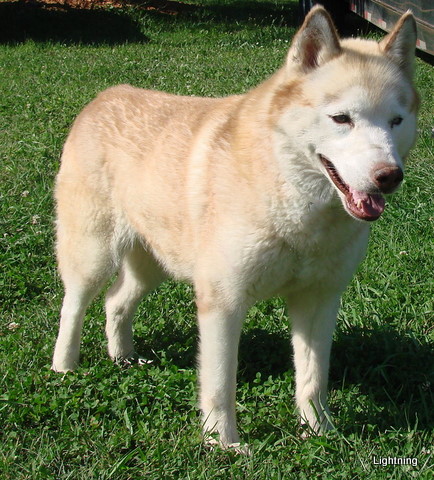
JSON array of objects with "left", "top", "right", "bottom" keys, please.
[
  {"left": 227, "top": 442, "right": 252, "bottom": 456},
  {"left": 115, "top": 355, "right": 153, "bottom": 368},
  {"left": 299, "top": 419, "right": 335, "bottom": 439},
  {"left": 205, "top": 437, "right": 252, "bottom": 455}
]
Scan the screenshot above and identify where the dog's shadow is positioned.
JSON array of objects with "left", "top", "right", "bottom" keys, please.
[
  {"left": 330, "top": 326, "right": 434, "bottom": 432},
  {"left": 241, "top": 324, "right": 434, "bottom": 435},
  {"left": 135, "top": 308, "right": 433, "bottom": 432}
]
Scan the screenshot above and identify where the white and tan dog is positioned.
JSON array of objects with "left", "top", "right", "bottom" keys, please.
[{"left": 52, "top": 7, "right": 419, "bottom": 449}]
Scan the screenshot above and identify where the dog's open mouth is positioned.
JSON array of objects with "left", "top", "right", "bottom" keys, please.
[{"left": 319, "top": 155, "right": 385, "bottom": 221}]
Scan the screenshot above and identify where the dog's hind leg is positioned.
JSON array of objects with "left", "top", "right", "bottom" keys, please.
[
  {"left": 287, "top": 289, "right": 341, "bottom": 435},
  {"left": 105, "top": 244, "right": 166, "bottom": 362},
  {"left": 52, "top": 223, "right": 114, "bottom": 373}
]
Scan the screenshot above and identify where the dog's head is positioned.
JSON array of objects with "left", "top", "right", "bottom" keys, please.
[{"left": 274, "top": 6, "right": 419, "bottom": 221}]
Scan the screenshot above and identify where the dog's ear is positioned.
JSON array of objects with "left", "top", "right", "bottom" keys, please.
[
  {"left": 379, "top": 11, "right": 417, "bottom": 78},
  {"left": 287, "top": 6, "right": 341, "bottom": 72}
]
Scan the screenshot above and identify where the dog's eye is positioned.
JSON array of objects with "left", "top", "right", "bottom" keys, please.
[
  {"left": 330, "top": 114, "right": 352, "bottom": 125},
  {"left": 390, "top": 116, "right": 403, "bottom": 128}
]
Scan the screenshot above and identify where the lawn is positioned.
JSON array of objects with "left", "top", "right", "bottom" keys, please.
[{"left": 0, "top": 1, "right": 433, "bottom": 478}]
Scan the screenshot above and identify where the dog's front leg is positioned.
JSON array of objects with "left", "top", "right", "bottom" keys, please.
[
  {"left": 196, "top": 291, "right": 247, "bottom": 448},
  {"left": 286, "top": 289, "right": 341, "bottom": 435}
]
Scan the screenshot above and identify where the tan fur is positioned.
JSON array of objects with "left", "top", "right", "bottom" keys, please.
[{"left": 52, "top": 7, "right": 418, "bottom": 450}]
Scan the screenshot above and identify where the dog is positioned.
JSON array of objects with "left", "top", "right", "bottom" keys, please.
[{"left": 52, "top": 6, "right": 419, "bottom": 449}]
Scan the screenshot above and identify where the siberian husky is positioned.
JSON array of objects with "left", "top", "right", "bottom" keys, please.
[{"left": 52, "top": 6, "right": 419, "bottom": 449}]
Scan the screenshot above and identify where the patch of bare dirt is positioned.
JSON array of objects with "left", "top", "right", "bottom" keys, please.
[{"left": 21, "top": 0, "right": 196, "bottom": 15}]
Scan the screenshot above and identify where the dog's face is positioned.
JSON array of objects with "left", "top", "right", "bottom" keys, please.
[
  {"left": 276, "top": 7, "right": 418, "bottom": 221},
  {"left": 309, "top": 56, "right": 418, "bottom": 221}
]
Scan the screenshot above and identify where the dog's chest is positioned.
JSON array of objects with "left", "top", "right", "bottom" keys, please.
[{"left": 244, "top": 215, "right": 368, "bottom": 300}]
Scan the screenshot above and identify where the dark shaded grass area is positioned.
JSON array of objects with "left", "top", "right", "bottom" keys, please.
[
  {"left": 0, "top": 1, "right": 148, "bottom": 44},
  {"left": 0, "top": 0, "right": 300, "bottom": 45}
]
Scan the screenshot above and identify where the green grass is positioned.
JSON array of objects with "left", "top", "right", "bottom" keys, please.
[{"left": 1, "top": 1, "right": 433, "bottom": 478}]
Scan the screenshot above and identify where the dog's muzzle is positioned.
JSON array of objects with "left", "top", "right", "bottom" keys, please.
[{"left": 318, "top": 154, "right": 402, "bottom": 222}]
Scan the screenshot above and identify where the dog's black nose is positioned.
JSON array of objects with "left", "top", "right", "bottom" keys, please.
[{"left": 373, "top": 165, "right": 403, "bottom": 193}]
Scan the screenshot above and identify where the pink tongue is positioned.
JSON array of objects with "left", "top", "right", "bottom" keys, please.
[{"left": 350, "top": 189, "right": 385, "bottom": 218}]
